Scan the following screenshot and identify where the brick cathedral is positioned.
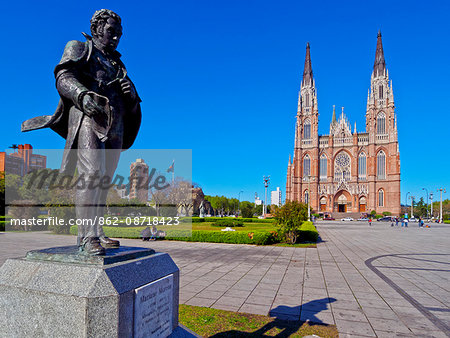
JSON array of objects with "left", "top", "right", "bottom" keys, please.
[{"left": 286, "top": 32, "right": 401, "bottom": 216}]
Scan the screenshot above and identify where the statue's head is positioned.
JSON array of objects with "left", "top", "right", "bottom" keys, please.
[{"left": 90, "top": 9, "right": 122, "bottom": 52}]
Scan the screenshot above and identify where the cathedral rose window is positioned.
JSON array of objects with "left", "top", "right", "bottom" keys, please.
[{"left": 334, "top": 152, "right": 351, "bottom": 182}]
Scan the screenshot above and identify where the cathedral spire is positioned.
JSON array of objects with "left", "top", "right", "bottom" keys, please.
[
  {"left": 373, "top": 30, "right": 386, "bottom": 78},
  {"left": 332, "top": 105, "right": 336, "bottom": 124},
  {"left": 302, "top": 42, "right": 313, "bottom": 87}
]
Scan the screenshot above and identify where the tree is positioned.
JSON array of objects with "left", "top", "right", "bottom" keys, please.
[
  {"left": 170, "top": 179, "right": 194, "bottom": 216},
  {"left": 413, "top": 197, "right": 427, "bottom": 218},
  {"left": 240, "top": 201, "right": 254, "bottom": 218},
  {"left": 274, "top": 201, "right": 308, "bottom": 244}
]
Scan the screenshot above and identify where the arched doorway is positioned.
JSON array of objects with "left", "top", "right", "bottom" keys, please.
[
  {"left": 337, "top": 194, "right": 347, "bottom": 212},
  {"left": 334, "top": 190, "right": 351, "bottom": 213},
  {"left": 320, "top": 196, "right": 327, "bottom": 211},
  {"left": 359, "top": 196, "right": 366, "bottom": 212}
]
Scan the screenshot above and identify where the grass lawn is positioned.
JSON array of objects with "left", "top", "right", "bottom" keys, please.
[
  {"left": 193, "top": 222, "right": 277, "bottom": 232},
  {"left": 274, "top": 242, "right": 317, "bottom": 248},
  {"left": 179, "top": 304, "right": 338, "bottom": 337}
]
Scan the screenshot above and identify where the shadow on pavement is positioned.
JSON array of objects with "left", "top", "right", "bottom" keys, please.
[{"left": 210, "top": 298, "right": 336, "bottom": 337}]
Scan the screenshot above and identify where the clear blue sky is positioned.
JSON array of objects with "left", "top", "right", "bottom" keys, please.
[{"left": 1, "top": 0, "right": 449, "bottom": 205}]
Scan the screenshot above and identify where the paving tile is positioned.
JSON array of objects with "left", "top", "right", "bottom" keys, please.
[
  {"left": 333, "top": 308, "right": 367, "bottom": 322},
  {"left": 239, "top": 303, "right": 271, "bottom": 316},
  {"left": 363, "top": 307, "right": 400, "bottom": 320},
  {"left": 245, "top": 295, "right": 274, "bottom": 306},
  {"left": 224, "top": 289, "right": 252, "bottom": 298},
  {"left": 358, "top": 297, "right": 390, "bottom": 309},
  {"left": 214, "top": 295, "right": 246, "bottom": 308},
  {"left": 300, "top": 309, "right": 335, "bottom": 325},
  {"left": 367, "top": 318, "right": 412, "bottom": 334},
  {"left": 195, "top": 290, "right": 225, "bottom": 299},
  {"left": 185, "top": 297, "right": 216, "bottom": 307},
  {"left": 331, "top": 299, "right": 362, "bottom": 311},
  {"left": 335, "top": 319, "right": 376, "bottom": 337},
  {"left": 211, "top": 303, "right": 240, "bottom": 312}
]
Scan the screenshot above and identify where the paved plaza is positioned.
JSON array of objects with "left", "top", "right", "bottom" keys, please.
[{"left": 1, "top": 221, "right": 449, "bottom": 337}]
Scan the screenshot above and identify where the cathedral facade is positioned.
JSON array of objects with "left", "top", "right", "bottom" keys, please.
[{"left": 286, "top": 33, "right": 401, "bottom": 216}]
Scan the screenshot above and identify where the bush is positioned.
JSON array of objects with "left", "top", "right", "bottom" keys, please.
[
  {"left": 8, "top": 200, "right": 41, "bottom": 231},
  {"left": 274, "top": 201, "right": 308, "bottom": 244},
  {"left": 211, "top": 219, "right": 243, "bottom": 227},
  {"left": 444, "top": 220, "right": 450, "bottom": 224},
  {"left": 48, "top": 206, "right": 75, "bottom": 234},
  {"left": 375, "top": 214, "right": 383, "bottom": 219},
  {"left": 382, "top": 211, "right": 392, "bottom": 216}
]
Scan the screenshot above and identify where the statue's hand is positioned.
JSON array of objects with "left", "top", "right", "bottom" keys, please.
[
  {"left": 120, "top": 78, "right": 136, "bottom": 101},
  {"left": 82, "top": 93, "right": 104, "bottom": 117}
]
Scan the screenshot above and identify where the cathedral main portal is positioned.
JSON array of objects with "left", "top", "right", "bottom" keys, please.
[{"left": 334, "top": 191, "right": 351, "bottom": 213}]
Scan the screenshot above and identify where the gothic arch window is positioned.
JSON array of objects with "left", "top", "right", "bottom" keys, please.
[
  {"left": 304, "top": 190, "right": 309, "bottom": 204},
  {"left": 303, "top": 154, "right": 311, "bottom": 177},
  {"left": 320, "top": 154, "right": 327, "bottom": 181},
  {"left": 379, "top": 85, "right": 383, "bottom": 99},
  {"left": 377, "top": 112, "right": 386, "bottom": 135},
  {"left": 377, "top": 150, "right": 386, "bottom": 179},
  {"left": 334, "top": 152, "right": 351, "bottom": 182},
  {"left": 303, "top": 118, "right": 311, "bottom": 140},
  {"left": 305, "top": 93, "right": 310, "bottom": 107},
  {"left": 358, "top": 152, "right": 367, "bottom": 180},
  {"left": 378, "top": 189, "right": 384, "bottom": 207}
]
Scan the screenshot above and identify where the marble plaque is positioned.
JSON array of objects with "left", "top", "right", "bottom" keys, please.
[{"left": 134, "top": 274, "right": 174, "bottom": 337}]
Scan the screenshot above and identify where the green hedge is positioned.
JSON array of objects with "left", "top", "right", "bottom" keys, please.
[
  {"left": 444, "top": 220, "right": 450, "bottom": 224},
  {"left": 70, "top": 226, "right": 278, "bottom": 245},
  {"left": 0, "top": 220, "right": 8, "bottom": 231},
  {"left": 167, "top": 230, "right": 278, "bottom": 245},
  {"left": 297, "top": 221, "right": 319, "bottom": 242},
  {"left": 211, "top": 219, "right": 243, "bottom": 227}
]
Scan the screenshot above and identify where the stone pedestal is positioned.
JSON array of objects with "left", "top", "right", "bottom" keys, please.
[{"left": 0, "top": 246, "right": 179, "bottom": 338}]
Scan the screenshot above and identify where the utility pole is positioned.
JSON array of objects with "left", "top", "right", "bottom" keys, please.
[
  {"left": 437, "top": 188, "right": 446, "bottom": 223},
  {"left": 263, "top": 176, "right": 270, "bottom": 217}
]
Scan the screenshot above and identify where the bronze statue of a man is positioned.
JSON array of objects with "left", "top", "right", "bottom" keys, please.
[{"left": 22, "top": 9, "right": 142, "bottom": 255}]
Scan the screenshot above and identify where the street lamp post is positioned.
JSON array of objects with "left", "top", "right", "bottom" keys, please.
[
  {"left": 238, "top": 191, "right": 244, "bottom": 216},
  {"left": 405, "top": 192, "right": 410, "bottom": 217},
  {"left": 303, "top": 175, "right": 315, "bottom": 221},
  {"left": 437, "top": 188, "right": 446, "bottom": 223},
  {"left": 263, "top": 176, "right": 270, "bottom": 217},
  {"left": 409, "top": 195, "right": 415, "bottom": 218},
  {"left": 422, "top": 188, "right": 429, "bottom": 218},
  {"left": 430, "top": 193, "right": 433, "bottom": 219}
]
